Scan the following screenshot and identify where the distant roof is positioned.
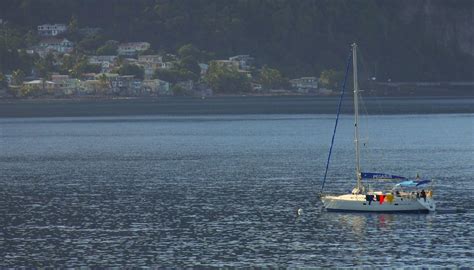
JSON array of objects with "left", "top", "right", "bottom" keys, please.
[
  {"left": 24, "top": 80, "right": 54, "bottom": 84},
  {"left": 38, "top": 23, "right": 67, "bottom": 27}
]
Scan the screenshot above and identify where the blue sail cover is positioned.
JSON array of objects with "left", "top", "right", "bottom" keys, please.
[
  {"left": 395, "top": 180, "right": 431, "bottom": 187},
  {"left": 396, "top": 180, "right": 418, "bottom": 187},
  {"left": 361, "top": 172, "right": 407, "bottom": 180},
  {"left": 416, "top": 180, "right": 431, "bottom": 186}
]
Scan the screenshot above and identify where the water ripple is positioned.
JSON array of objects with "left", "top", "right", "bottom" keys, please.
[{"left": 0, "top": 114, "right": 473, "bottom": 267}]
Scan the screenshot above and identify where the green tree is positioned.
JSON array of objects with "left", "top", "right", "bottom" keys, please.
[
  {"left": 178, "top": 44, "right": 201, "bottom": 60},
  {"left": 117, "top": 63, "right": 144, "bottom": 79},
  {"left": 17, "top": 50, "right": 35, "bottom": 75},
  {"left": 139, "top": 48, "right": 156, "bottom": 55},
  {"left": 19, "top": 84, "right": 39, "bottom": 98},
  {"left": 154, "top": 64, "right": 198, "bottom": 83},
  {"left": 0, "top": 73, "right": 8, "bottom": 89},
  {"left": 173, "top": 44, "right": 204, "bottom": 82},
  {"left": 66, "top": 15, "right": 81, "bottom": 41},
  {"left": 34, "top": 53, "right": 56, "bottom": 80},
  {"left": 178, "top": 56, "right": 200, "bottom": 79},
  {"left": 24, "top": 30, "right": 40, "bottom": 47},
  {"left": 96, "top": 40, "right": 119, "bottom": 55},
  {"left": 319, "top": 69, "right": 343, "bottom": 89},
  {"left": 70, "top": 56, "right": 101, "bottom": 78},
  {"left": 11, "top": 69, "right": 25, "bottom": 86},
  {"left": 97, "top": 73, "right": 109, "bottom": 95},
  {"left": 60, "top": 54, "right": 75, "bottom": 74},
  {"left": 171, "top": 84, "right": 186, "bottom": 96},
  {"left": 154, "top": 69, "right": 179, "bottom": 83},
  {"left": 205, "top": 62, "right": 251, "bottom": 94},
  {"left": 69, "top": 15, "right": 79, "bottom": 33},
  {"left": 258, "top": 66, "right": 287, "bottom": 90},
  {"left": 77, "top": 34, "right": 106, "bottom": 53},
  {"left": 0, "top": 23, "right": 29, "bottom": 73}
]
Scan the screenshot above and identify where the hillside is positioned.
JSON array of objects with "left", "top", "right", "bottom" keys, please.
[{"left": 1, "top": 0, "right": 473, "bottom": 81}]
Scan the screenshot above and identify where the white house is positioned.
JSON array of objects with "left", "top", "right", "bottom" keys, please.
[
  {"left": 39, "top": 38, "right": 74, "bottom": 54},
  {"left": 37, "top": 24, "right": 67, "bottom": 37},
  {"left": 118, "top": 42, "right": 151, "bottom": 56},
  {"left": 289, "top": 77, "right": 319, "bottom": 93},
  {"left": 23, "top": 80, "right": 56, "bottom": 93},
  {"left": 229, "top": 55, "right": 254, "bottom": 70},
  {"left": 138, "top": 55, "right": 164, "bottom": 79},
  {"left": 88, "top": 55, "right": 118, "bottom": 72},
  {"left": 212, "top": 59, "right": 252, "bottom": 78},
  {"left": 51, "top": 74, "right": 80, "bottom": 95},
  {"left": 138, "top": 55, "right": 163, "bottom": 64},
  {"left": 212, "top": 60, "right": 240, "bottom": 70}
]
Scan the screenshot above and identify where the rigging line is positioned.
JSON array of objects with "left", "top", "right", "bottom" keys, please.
[
  {"left": 320, "top": 51, "right": 352, "bottom": 194},
  {"left": 359, "top": 92, "right": 370, "bottom": 163},
  {"left": 356, "top": 47, "right": 372, "bottom": 167}
]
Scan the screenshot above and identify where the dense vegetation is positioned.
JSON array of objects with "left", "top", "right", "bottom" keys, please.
[{"left": 0, "top": 0, "right": 473, "bottom": 82}]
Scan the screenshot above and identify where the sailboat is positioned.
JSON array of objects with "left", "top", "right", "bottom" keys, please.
[{"left": 320, "top": 43, "right": 435, "bottom": 213}]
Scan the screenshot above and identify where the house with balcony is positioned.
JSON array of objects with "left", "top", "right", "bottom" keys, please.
[
  {"left": 229, "top": 55, "right": 254, "bottom": 70},
  {"left": 88, "top": 56, "right": 118, "bottom": 73},
  {"left": 117, "top": 42, "right": 151, "bottom": 56},
  {"left": 106, "top": 75, "right": 142, "bottom": 96},
  {"left": 212, "top": 58, "right": 253, "bottom": 78},
  {"left": 142, "top": 79, "right": 171, "bottom": 96},
  {"left": 78, "top": 73, "right": 119, "bottom": 96},
  {"left": 51, "top": 74, "right": 80, "bottom": 96},
  {"left": 38, "top": 38, "right": 74, "bottom": 55},
  {"left": 23, "top": 80, "right": 56, "bottom": 96},
  {"left": 289, "top": 77, "right": 319, "bottom": 93},
  {"left": 213, "top": 60, "right": 240, "bottom": 70},
  {"left": 138, "top": 55, "right": 163, "bottom": 64},
  {"left": 137, "top": 55, "right": 164, "bottom": 79},
  {"left": 37, "top": 24, "right": 67, "bottom": 37}
]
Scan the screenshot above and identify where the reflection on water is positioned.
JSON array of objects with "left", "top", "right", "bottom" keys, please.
[
  {"left": 0, "top": 114, "right": 473, "bottom": 267},
  {"left": 337, "top": 214, "right": 367, "bottom": 236}
]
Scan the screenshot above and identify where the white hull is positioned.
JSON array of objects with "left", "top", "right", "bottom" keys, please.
[{"left": 321, "top": 194, "right": 435, "bottom": 213}]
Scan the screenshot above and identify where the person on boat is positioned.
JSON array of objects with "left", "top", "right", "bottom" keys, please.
[
  {"left": 420, "top": 189, "right": 427, "bottom": 202},
  {"left": 428, "top": 190, "right": 433, "bottom": 198}
]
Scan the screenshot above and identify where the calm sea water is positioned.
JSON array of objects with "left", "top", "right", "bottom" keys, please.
[{"left": 0, "top": 114, "right": 473, "bottom": 267}]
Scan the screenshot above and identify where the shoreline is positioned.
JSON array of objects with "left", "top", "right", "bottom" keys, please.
[{"left": 0, "top": 95, "right": 473, "bottom": 118}]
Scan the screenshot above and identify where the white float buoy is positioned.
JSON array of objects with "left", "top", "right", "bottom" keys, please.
[{"left": 297, "top": 208, "right": 303, "bottom": 216}]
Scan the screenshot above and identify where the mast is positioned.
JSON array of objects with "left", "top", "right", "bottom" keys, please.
[{"left": 352, "top": 43, "right": 362, "bottom": 190}]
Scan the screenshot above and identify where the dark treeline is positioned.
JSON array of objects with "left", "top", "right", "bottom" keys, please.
[{"left": 1, "top": 0, "right": 473, "bottom": 81}]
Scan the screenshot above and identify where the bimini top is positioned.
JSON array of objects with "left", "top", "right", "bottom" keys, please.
[{"left": 395, "top": 179, "right": 431, "bottom": 188}]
